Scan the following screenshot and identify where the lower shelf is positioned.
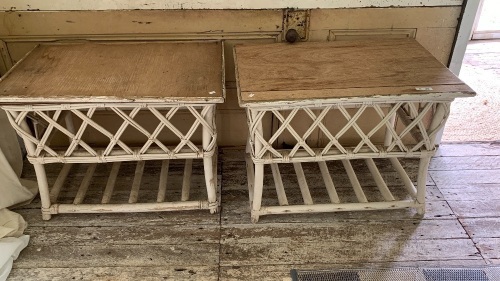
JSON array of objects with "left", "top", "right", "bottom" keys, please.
[
  {"left": 40, "top": 158, "right": 219, "bottom": 217},
  {"left": 247, "top": 156, "right": 428, "bottom": 222}
]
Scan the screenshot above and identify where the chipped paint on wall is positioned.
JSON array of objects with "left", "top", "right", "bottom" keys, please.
[{"left": 1, "top": 0, "right": 464, "bottom": 11}]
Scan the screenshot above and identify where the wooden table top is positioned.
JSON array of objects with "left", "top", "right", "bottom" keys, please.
[
  {"left": 234, "top": 39, "right": 475, "bottom": 107},
  {"left": 0, "top": 41, "right": 225, "bottom": 103}
]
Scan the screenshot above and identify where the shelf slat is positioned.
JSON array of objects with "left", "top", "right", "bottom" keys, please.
[
  {"left": 101, "top": 162, "right": 121, "bottom": 204},
  {"left": 73, "top": 163, "right": 97, "bottom": 204}
]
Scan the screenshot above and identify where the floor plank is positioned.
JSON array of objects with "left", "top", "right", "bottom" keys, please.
[
  {"left": 438, "top": 184, "right": 500, "bottom": 200},
  {"left": 219, "top": 239, "right": 481, "bottom": 266},
  {"left": 26, "top": 225, "right": 220, "bottom": 246},
  {"left": 9, "top": 266, "right": 218, "bottom": 281},
  {"left": 429, "top": 156, "right": 500, "bottom": 170},
  {"left": 460, "top": 218, "right": 500, "bottom": 238},
  {"left": 474, "top": 238, "right": 500, "bottom": 260},
  {"left": 447, "top": 200, "right": 500, "bottom": 218},
  {"left": 430, "top": 170, "right": 500, "bottom": 185},
  {"left": 434, "top": 143, "right": 500, "bottom": 157},
  {"left": 15, "top": 244, "right": 219, "bottom": 268},
  {"left": 221, "top": 220, "right": 468, "bottom": 243}
]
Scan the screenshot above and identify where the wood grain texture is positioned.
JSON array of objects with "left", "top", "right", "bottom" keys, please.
[
  {"left": 26, "top": 225, "right": 220, "bottom": 246},
  {"left": 309, "top": 7, "right": 462, "bottom": 30},
  {"left": 473, "top": 238, "right": 500, "bottom": 260},
  {"left": 438, "top": 184, "right": 500, "bottom": 201},
  {"left": 308, "top": 7, "right": 461, "bottom": 66},
  {"left": 430, "top": 170, "right": 500, "bottom": 185},
  {"left": 0, "top": 10, "right": 282, "bottom": 36},
  {"left": 434, "top": 143, "right": 500, "bottom": 157},
  {"left": 460, "top": 218, "right": 500, "bottom": 238},
  {"left": 239, "top": 85, "right": 473, "bottom": 105},
  {"left": 220, "top": 238, "right": 480, "bottom": 266},
  {"left": 15, "top": 244, "right": 219, "bottom": 268},
  {"left": 447, "top": 200, "right": 500, "bottom": 218},
  {"left": 429, "top": 156, "right": 500, "bottom": 171},
  {"left": 429, "top": 144, "right": 500, "bottom": 229},
  {"left": 9, "top": 266, "right": 218, "bottom": 281},
  {"left": 221, "top": 220, "right": 468, "bottom": 242},
  {"left": 234, "top": 39, "right": 474, "bottom": 105},
  {"left": 0, "top": 41, "right": 224, "bottom": 102}
]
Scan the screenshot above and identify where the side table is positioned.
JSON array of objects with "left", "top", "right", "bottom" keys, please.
[
  {"left": 234, "top": 39, "right": 475, "bottom": 223},
  {"left": 0, "top": 41, "right": 225, "bottom": 220}
]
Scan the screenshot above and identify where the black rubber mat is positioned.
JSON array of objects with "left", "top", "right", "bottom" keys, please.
[{"left": 291, "top": 267, "right": 500, "bottom": 281}]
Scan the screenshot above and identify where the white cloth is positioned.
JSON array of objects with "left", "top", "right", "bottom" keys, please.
[
  {"left": 0, "top": 109, "right": 36, "bottom": 280},
  {"left": 0, "top": 209, "right": 28, "bottom": 239},
  {"left": 0, "top": 147, "right": 37, "bottom": 209},
  {"left": 0, "top": 110, "right": 37, "bottom": 209},
  {"left": 0, "top": 235, "right": 29, "bottom": 281},
  {"left": 0, "top": 211, "right": 30, "bottom": 281},
  {"left": 0, "top": 110, "right": 22, "bottom": 178}
]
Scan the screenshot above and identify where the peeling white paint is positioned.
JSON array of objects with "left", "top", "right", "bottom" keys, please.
[
  {"left": 209, "top": 91, "right": 216, "bottom": 95},
  {"left": 0, "top": 0, "right": 464, "bottom": 11}
]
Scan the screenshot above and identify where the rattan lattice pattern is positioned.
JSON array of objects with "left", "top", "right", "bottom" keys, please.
[
  {"left": 3, "top": 103, "right": 217, "bottom": 164},
  {"left": 246, "top": 102, "right": 449, "bottom": 164}
]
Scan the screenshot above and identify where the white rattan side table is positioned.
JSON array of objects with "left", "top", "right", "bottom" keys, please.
[
  {"left": 234, "top": 39, "right": 475, "bottom": 223},
  {"left": 0, "top": 41, "right": 225, "bottom": 220}
]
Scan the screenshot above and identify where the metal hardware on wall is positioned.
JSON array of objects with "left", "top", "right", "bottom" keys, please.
[{"left": 283, "top": 9, "right": 310, "bottom": 43}]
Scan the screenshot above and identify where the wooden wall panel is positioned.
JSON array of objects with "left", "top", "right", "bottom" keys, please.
[
  {"left": 309, "top": 8, "right": 461, "bottom": 30},
  {"left": 415, "top": 27, "right": 458, "bottom": 64},
  {"left": 0, "top": 10, "right": 283, "bottom": 36},
  {"left": 0, "top": 0, "right": 464, "bottom": 11},
  {"left": 309, "top": 7, "right": 462, "bottom": 65}
]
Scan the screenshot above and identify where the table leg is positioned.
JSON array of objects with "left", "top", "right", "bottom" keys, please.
[
  {"left": 417, "top": 156, "right": 431, "bottom": 215},
  {"left": 202, "top": 105, "right": 218, "bottom": 214},
  {"left": 10, "top": 111, "right": 52, "bottom": 220},
  {"left": 252, "top": 163, "right": 264, "bottom": 223},
  {"left": 245, "top": 139, "right": 255, "bottom": 207},
  {"left": 416, "top": 102, "right": 448, "bottom": 214},
  {"left": 33, "top": 163, "right": 52, "bottom": 220},
  {"left": 249, "top": 109, "right": 264, "bottom": 223}
]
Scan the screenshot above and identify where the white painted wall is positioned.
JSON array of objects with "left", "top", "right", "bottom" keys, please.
[
  {"left": 449, "top": 0, "right": 481, "bottom": 75},
  {"left": 1, "top": 0, "right": 464, "bottom": 11}
]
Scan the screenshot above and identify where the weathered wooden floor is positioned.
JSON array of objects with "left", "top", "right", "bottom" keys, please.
[{"left": 8, "top": 142, "right": 500, "bottom": 281}]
